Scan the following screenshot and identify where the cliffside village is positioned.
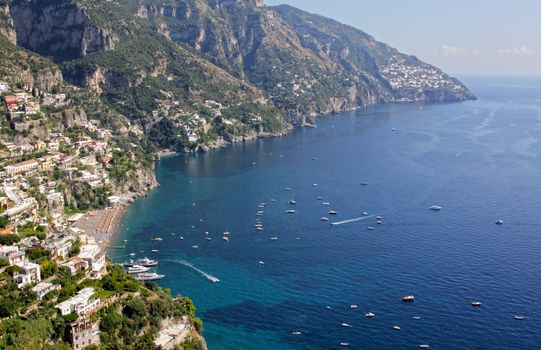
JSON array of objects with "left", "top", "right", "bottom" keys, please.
[{"left": 0, "top": 81, "right": 127, "bottom": 349}]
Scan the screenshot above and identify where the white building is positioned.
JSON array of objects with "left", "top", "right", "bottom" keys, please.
[
  {"left": 78, "top": 244, "right": 106, "bottom": 279},
  {"left": 31, "top": 282, "right": 61, "bottom": 300},
  {"left": 0, "top": 245, "right": 25, "bottom": 266},
  {"left": 56, "top": 287, "right": 100, "bottom": 316},
  {"left": 14, "top": 261, "right": 41, "bottom": 288}
]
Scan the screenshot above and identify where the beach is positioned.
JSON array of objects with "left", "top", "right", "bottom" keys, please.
[{"left": 70, "top": 205, "right": 128, "bottom": 250}]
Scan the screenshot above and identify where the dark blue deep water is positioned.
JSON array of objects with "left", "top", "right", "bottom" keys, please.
[{"left": 114, "top": 77, "right": 541, "bottom": 349}]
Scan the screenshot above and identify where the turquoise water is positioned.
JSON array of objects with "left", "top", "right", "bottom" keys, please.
[{"left": 113, "top": 77, "right": 541, "bottom": 349}]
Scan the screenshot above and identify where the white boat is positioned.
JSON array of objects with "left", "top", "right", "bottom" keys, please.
[
  {"left": 430, "top": 205, "right": 442, "bottom": 211},
  {"left": 192, "top": 245, "right": 199, "bottom": 249},
  {"left": 317, "top": 197, "right": 323, "bottom": 200},
  {"left": 151, "top": 249, "right": 159, "bottom": 253},
  {"left": 350, "top": 304, "right": 358, "bottom": 309},
  {"left": 222, "top": 237, "right": 229, "bottom": 242},
  {"left": 152, "top": 237, "right": 163, "bottom": 241},
  {"left": 393, "top": 325, "right": 401, "bottom": 330},
  {"left": 495, "top": 219, "right": 504, "bottom": 225},
  {"left": 321, "top": 217, "right": 329, "bottom": 221},
  {"left": 285, "top": 187, "right": 292, "bottom": 191},
  {"left": 289, "top": 199, "right": 297, "bottom": 205},
  {"left": 365, "top": 312, "right": 375, "bottom": 318},
  {"left": 223, "top": 231, "right": 231, "bottom": 235},
  {"left": 313, "top": 183, "right": 318, "bottom": 187},
  {"left": 286, "top": 210, "right": 296, "bottom": 214},
  {"left": 419, "top": 345, "right": 430, "bottom": 349},
  {"left": 329, "top": 211, "right": 338, "bottom": 215},
  {"left": 205, "top": 237, "right": 212, "bottom": 241},
  {"left": 292, "top": 331, "right": 302, "bottom": 335},
  {"left": 412, "top": 316, "right": 421, "bottom": 320},
  {"left": 367, "top": 227, "right": 375, "bottom": 230},
  {"left": 471, "top": 301, "right": 482, "bottom": 307},
  {"left": 362, "top": 212, "right": 369, "bottom": 216},
  {"left": 402, "top": 295, "right": 415, "bottom": 302},
  {"left": 392, "top": 128, "right": 397, "bottom": 131},
  {"left": 341, "top": 323, "right": 352, "bottom": 328},
  {"left": 258, "top": 203, "right": 266, "bottom": 208},
  {"left": 270, "top": 237, "right": 278, "bottom": 241},
  {"left": 135, "top": 272, "right": 164, "bottom": 281},
  {"left": 375, "top": 216, "right": 382, "bottom": 220},
  {"left": 322, "top": 202, "right": 331, "bottom": 206},
  {"left": 259, "top": 261, "right": 265, "bottom": 265},
  {"left": 127, "top": 265, "right": 150, "bottom": 274},
  {"left": 129, "top": 253, "right": 136, "bottom": 256},
  {"left": 256, "top": 227, "right": 264, "bottom": 231},
  {"left": 376, "top": 220, "right": 382, "bottom": 225},
  {"left": 179, "top": 236, "right": 184, "bottom": 240},
  {"left": 340, "top": 343, "right": 349, "bottom": 347},
  {"left": 514, "top": 315, "right": 525, "bottom": 320}
]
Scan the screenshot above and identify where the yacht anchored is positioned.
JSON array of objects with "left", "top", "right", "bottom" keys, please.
[
  {"left": 127, "top": 265, "right": 150, "bottom": 274},
  {"left": 135, "top": 272, "right": 164, "bottom": 281}
]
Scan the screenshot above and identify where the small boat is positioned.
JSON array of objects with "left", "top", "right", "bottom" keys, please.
[
  {"left": 256, "top": 227, "right": 264, "bottom": 231},
  {"left": 402, "top": 295, "right": 415, "bottom": 302},
  {"left": 286, "top": 210, "right": 296, "bottom": 214},
  {"left": 127, "top": 265, "right": 150, "bottom": 274},
  {"left": 392, "top": 128, "right": 397, "bottom": 131},
  {"left": 205, "top": 237, "right": 212, "bottom": 241},
  {"left": 340, "top": 343, "right": 349, "bottom": 347},
  {"left": 135, "top": 257, "right": 158, "bottom": 267},
  {"left": 289, "top": 199, "right": 297, "bottom": 205},
  {"left": 362, "top": 212, "right": 369, "bottom": 216},
  {"left": 375, "top": 216, "right": 382, "bottom": 220},
  {"left": 341, "top": 323, "right": 352, "bottom": 328},
  {"left": 312, "top": 157, "right": 318, "bottom": 161},
  {"left": 326, "top": 306, "right": 332, "bottom": 310},
  {"left": 179, "top": 236, "right": 184, "bottom": 240},
  {"left": 152, "top": 237, "right": 163, "bottom": 241},
  {"left": 514, "top": 315, "right": 525, "bottom": 320},
  {"left": 285, "top": 187, "right": 292, "bottom": 191},
  {"left": 365, "top": 312, "right": 375, "bottom": 318},
  {"left": 317, "top": 197, "right": 323, "bottom": 200},
  {"left": 123, "top": 239, "right": 128, "bottom": 243},
  {"left": 419, "top": 345, "right": 430, "bottom": 349},
  {"left": 313, "top": 183, "right": 318, "bottom": 187},
  {"left": 360, "top": 182, "right": 369, "bottom": 186},
  {"left": 429, "top": 205, "right": 442, "bottom": 211},
  {"left": 471, "top": 301, "right": 482, "bottom": 307},
  {"left": 322, "top": 202, "right": 331, "bottom": 206},
  {"left": 270, "top": 198, "right": 277, "bottom": 202},
  {"left": 321, "top": 217, "right": 329, "bottom": 221},
  {"left": 256, "top": 211, "right": 264, "bottom": 216},
  {"left": 350, "top": 304, "right": 358, "bottom": 309},
  {"left": 223, "top": 237, "right": 229, "bottom": 242},
  {"left": 258, "top": 203, "right": 266, "bottom": 208},
  {"left": 270, "top": 237, "right": 278, "bottom": 241},
  {"left": 412, "top": 316, "right": 421, "bottom": 320},
  {"left": 151, "top": 249, "right": 159, "bottom": 253},
  {"left": 376, "top": 220, "right": 383, "bottom": 225},
  {"left": 192, "top": 245, "right": 199, "bottom": 249},
  {"left": 393, "top": 325, "right": 401, "bottom": 331},
  {"left": 367, "top": 227, "right": 375, "bottom": 230},
  {"left": 129, "top": 253, "right": 136, "bottom": 256},
  {"left": 223, "top": 231, "right": 231, "bottom": 235},
  {"left": 329, "top": 211, "right": 338, "bottom": 215},
  {"left": 135, "top": 272, "right": 164, "bottom": 281},
  {"left": 259, "top": 261, "right": 265, "bottom": 265},
  {"left": 495, "top": 219, "right": 504, "bottom": 225},
  {"left": 292, "top": 331, "right": 302, "bottom": 335}
]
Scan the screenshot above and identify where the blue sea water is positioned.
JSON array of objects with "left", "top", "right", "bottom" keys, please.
[{"left": 113, "top": 76, "right": 541, "bottom": 349}]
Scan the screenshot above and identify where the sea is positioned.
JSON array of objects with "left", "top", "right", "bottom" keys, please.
[{"left": 112, "top": 76, "right": 541, "bottom": 349}]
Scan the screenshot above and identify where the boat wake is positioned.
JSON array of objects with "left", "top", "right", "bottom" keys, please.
[
  {"left": 165, "top": 259, "right": 220, "bottom": 283},
  {"left": 331, "top": 215, "right": 374, "bottom": 226}
]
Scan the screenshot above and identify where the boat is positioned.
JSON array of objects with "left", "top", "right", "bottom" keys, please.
[
  {"left": 289, "top": 199, "right": 297, "bottom": 205},
  {"left": 259, "top": 261, "right": 265, "bottom": 265},
  {"left": 313, "top": 183, "right": 318, "bottom": 187},
  {"left": 127, "top": 265, "right": 150, "bottom": 274},
  {"left": 360, "top": 182, "right": 369, "bottom": 186},
  {"left": 429, "top": 205, "right": 442, "bottom": 211},
  {"left": 152, "top": 237, "right": 163, "bottom": 241},
  {"left": 375, "top": 216, "right": 382, "bottom": 220},
  {"left": 292, "top": 331, "right": 302, "bottom": 335},
  {"left": 223, "top": 231, "right": 231, "bottom": 235},
  {"left": 192, "top": 245, "right": 199, "bottom": 249},
  {"left": 419, "top": 345, "right": 430, "bottom": 349},
  {"left": 393, "top": 325, "right": 401, "bottom": 331},
  {"left": 317, "top": 197, "right": 323, "bottom": 200},
  {"left": 376, "top": 220, "right": 383, "bottom": 225},
  {"left": 151, "top": 249, "right": 159, "bottom": 253},
  {"left": 321, "top": 217, "right": 329, "bottom": 221},
  {"left": 362, "top": 212, "right": 369, "bottom": 216},
  {"left": 402, "top": 295, "right": 415, "bottom": 302},
  {"left": 496, "top": 219, "right": 504, "bottom": 225},
  {"left": 258, "top": 204, "right": 266, "bottom": 208},
  {"left": 129, "top": 253, "right": 136, "bottom": 256},
  {"left": 256, "top": 227, "right": 264, "bottom": 231},
  {"left": 135, "top": 257, "right": 158, "bottom": 267},
  {"left": 412, "top": 316, "right": 421, "bottom": 320},
  {"left": 471, "top": 301, "right": 482, "bottom": 307},
  {"left": 179, "top": 236, "right": 184, "bottom": 240},
  {"left": 205, "top": 237, "right": 212, "bottom": 241},
  {"left": 392, "top": 128, "right": 397, "bottom": 131},
  {"left": 286, "top": 210, "right": 296, "bottom": 214},
  {"left": 514, "top": 315, "right": 525, "bottom": 320},
  {"left": 329, "top": 211, "right": 338, "bottom": 215},
  {"left": 123, "top": 239, "right": 128, "bottom": 243},
  {"left": 223, "top": 237, "right": 229, "bottom": 242},
  {"left": 270, "top": 237, "right": 278, "bottom": 241},
  {"left": 135, "top": 272, "right": 164, "bottom": 281},
  {"left": 367, "top": 227, "right": 375, "bottom": 230},
  {"left": 350, "top": 304, "right": 358, "bottom": 309},
  {"left": 365, "top": 312, "right": 375, "bottom": 318},
  {"left": 341, "top": 323, "right": 352, "bottom": 328},
  {"left": 285, "top": 187, "right": 292, "bottom": 191},
  {"left": 256, "top": 211, "right": 264, "bottom": 216},
  {"left": 322, "top": 202, "right": 331, "bottom": 206},
  {"left": 340, "top": 343, "right": 349, "bottom": 347},
  {"left": 111, "top": 245, "right": 126, "bottom": 249}
]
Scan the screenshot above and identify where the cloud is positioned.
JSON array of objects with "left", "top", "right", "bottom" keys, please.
[
  {"left": 441, "top": 45, "right": 479, "bottom": 56},
  {"left": 497, "top": 45, "right": 535, "bottom": 55}
]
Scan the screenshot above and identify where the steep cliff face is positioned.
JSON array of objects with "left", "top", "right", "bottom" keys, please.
[
  {"left": 9, "top": 0, "right": 117, "bottom": 61},
  {"left": 0, "top": 3, "right": 17, "bottom": 44}
]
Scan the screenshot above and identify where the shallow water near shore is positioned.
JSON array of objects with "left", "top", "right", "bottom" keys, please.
[{"left": 113, "top": 76, "right": 541, "bottom": 349}]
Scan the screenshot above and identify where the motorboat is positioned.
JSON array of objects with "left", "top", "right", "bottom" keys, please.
[
  {"left": 402, "top": 295, "right": 415, "bottom": 302},
  {"left": 350, "top": 304, "right": 358, "bottom": 309},
  {"left": 514, "top": 315, "right": 525, "bottom": 320},
  {"left": 429, "top": 205, "right": 442, "bottom": 211},
  {"left": 270, "top": 237, "right": 278, "bottom": 241},
  {"left": 151, "top": 249, "right": 159, "bottom": 253},
  {"left": 323, "top": 202, "right": 331, "bottom": 206},
  {"left": 362, "top": 212, "right": 369, "bottom": 216},
  {"left": 152, "top": 237, "right": 163, "bottom": 241},
  {"left": 367, "top": 227, "right": 375, "bottom": 230},
  {"left": 317, "top": 197, "right": 323, "bottom": 200},
  {"left": 496, "top": 219, "right": 504, "bottom": 225},
  {"left": 205, "top": 237, "right": 212, "bottom": 241},
  {"left": 329, "top": 211, "right": 338, "bottom": 215},
  {"left": 393, "top": 325, "right": 401, "bottom": 331},
  {"left": 223, "top": 236, "right": 229, "bottom": 242},
  {"left": 135, "top": 272, "right": 164, "bottom": 281},
  {"left": 340, "top": 343, "right": 349, "bottom": 347},
  {"left": 341, "top": 323, "right": 352, "bottom": 328},
  {"left": 292, "top": 331, "right": 302, "bottom": 335},
  {"left": 321, "top": 217, "right": 329, "bottom": 221},
  {"left": 360, "top": 182, "right": 369, "bottom": 186},
  {"left": 259, "top": 261, "right": 265, "bottom": 265},
  {"left": 412, "top": 316, "right": 421, "bottom": 320},
  {"left": 179, "top": 236, "right": 184, "bottom": 240},
  {"left": 419, "top": 345, "right": 430, "bottom": 349},
  {"left": 286, "top": 210, "right": 296, "bottom": 214},
  {"left": 471, "top": 301, "right": 482, "bottom": 307},
  {"left": 365, "top": 312, "right": 375, "bottom": 318},
  {"left": 289, "top": 199, "right": 297, "bottom": 205},
  {"left": 135, "top": 257, "right": 158, "bottom": 267},
  {"left": 192, "top": 245, "right": 199, "bottom": 249},
  {"left": 375, "top": 216, "right": 382, "bottom": 220}
]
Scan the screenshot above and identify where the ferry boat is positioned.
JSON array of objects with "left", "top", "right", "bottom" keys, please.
[
  {"left": 127, "top": 265, "right": 150, "bottom": 274},
  {"left": 135, "top": 272, "right": 164, "bottom": 281}
]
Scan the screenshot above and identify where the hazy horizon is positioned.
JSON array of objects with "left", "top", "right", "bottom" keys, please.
[{"left": 265, "top": 0, "right": 541, "bottom": 77}]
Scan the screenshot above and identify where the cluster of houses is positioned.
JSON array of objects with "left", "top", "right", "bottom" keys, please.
[{"left": 381, "top": 56, "right": 465, "bottom": 93}]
